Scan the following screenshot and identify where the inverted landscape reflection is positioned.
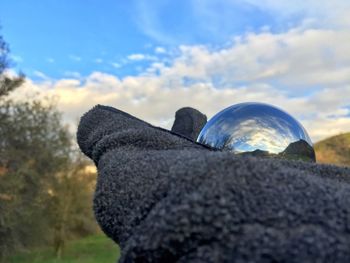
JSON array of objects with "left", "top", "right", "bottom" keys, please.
[{"left": 197, "top": 103, "right": 315, "bottom": 162}]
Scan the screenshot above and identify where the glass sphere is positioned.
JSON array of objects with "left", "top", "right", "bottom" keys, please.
[{"left": 197, "top": 102, "right": 315, "bottom": 162}]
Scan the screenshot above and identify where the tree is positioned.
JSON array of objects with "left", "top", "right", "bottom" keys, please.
[
  {"left": 49, "top": 154, "right": 98, "bottom": 259},
  {"left": 0, "top": 97, "right": 72, "bottom": 258},
  {"left": 0, "top": 27, "right": 98, "bottom": 261},
  {"left": 0, "top": 26, "right": 26, "bottom": 260},
  {"left": 0, "top": 96, "right": 99, "bottom": 260},
  {"left": 0, "top": 31, "right": 24, "bottom": 98}
]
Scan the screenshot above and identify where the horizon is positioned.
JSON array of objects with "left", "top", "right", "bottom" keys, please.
[{"left": 1, "top": 0, "right": 350, "bottom": 142}]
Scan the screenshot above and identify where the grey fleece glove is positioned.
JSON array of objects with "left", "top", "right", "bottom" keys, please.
[
  {"left": 77, "top": 104, "right": 350, "bottom": 263},
  {"left": 171, "top": 107, "right": 207, "bottom": 140}
]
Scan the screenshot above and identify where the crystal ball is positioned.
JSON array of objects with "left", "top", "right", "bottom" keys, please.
[{"left": 197, "top": 102, "right": 315, "bottom": 162}]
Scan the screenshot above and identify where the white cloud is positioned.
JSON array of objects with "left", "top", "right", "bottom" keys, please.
[
  {"left": 64, "top": 71, "right": 81, "bottom": 78},
  {"left": 239, "top": 0, "right": 350, "bottom": 26},
  {"left": 10, "top": 25, "right": 350, "bottom": 143},
  {"left": 46, "top": 58, "right": 55, "bottom": 63},
  {"left": 111, "top": 62, "right": 122, "bottom": 68},
  {"left": 127, "top": 54, "right": 146, "bottom": 61},
  {"left": 132, "top": 1, "right": 178, "bottom": 44},
  {"left": 155, "top": 47, "right": 166, "bottom": 54},
  {"left": 132, "top": 0, "right": 350, "bottom": 46},
  {"left": 33, "top": 70, "right": 50, "bottom": 80},
  {"left": 69, "top": 55, "right": 82, "bottom": 62},
  {"left": 127, "top": 53, "right": 156, "bottom": 61},
  {"left": 13, "top": 75, "right": 350, "bottom": 143},
  {"left": 10, "top": 54, "right": 23, "bottom": 63}
]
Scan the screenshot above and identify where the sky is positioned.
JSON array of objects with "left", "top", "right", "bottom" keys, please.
[{"left": 1, "top": 0, "right": 350, "bottom": 142}]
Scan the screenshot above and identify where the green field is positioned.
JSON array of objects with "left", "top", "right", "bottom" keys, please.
[{"left": 9, "top": 234, "right": 120, "bottom": 263}]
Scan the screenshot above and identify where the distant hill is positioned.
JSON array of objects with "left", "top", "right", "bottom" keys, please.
[
  {"left": 280, "top": 139, "right": 316, "bottom": 162},
  {"left": 315, "top": 133, "right": 350, "bottom": 166}
]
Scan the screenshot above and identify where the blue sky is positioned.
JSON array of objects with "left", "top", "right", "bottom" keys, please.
[
  {"left": 1, "top": 0, "right": 350, "bottom": 141},
  {"left": 1, "top": 0, "right": 289, "bottom": 79},
  {"left": 1, "top": 1, "right": 148, "bottom": 78}
]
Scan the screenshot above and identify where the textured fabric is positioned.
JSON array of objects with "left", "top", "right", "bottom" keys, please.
[
  {"left": 77, "top": 104, "right": 350, "bottom": 263},
  {"left": 171, "top": 107, "right": 207, "bottom": 141}
]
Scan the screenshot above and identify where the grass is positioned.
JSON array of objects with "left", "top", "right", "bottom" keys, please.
[
  {"left": 9, "top": 234, "right": 120, "bottom": 263},
  {"left": 315, "top": 132, "right": 350, "bottom": 166}
]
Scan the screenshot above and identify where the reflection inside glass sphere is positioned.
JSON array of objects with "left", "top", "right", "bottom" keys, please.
[{"left": 197, "top": 102, "right": 315, "bottom": 162}]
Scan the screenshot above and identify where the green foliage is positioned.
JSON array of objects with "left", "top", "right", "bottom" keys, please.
[
  {"left": 0, "top": 30, "right": 24, "bottom": 98},
  {"left": 315, "top": 133, "right": 350, "bottom": 166},
  {"left": 0, "top": 74, "right": 24, "bottom": 98},
  {"left": 0, "top": 96, "right": 99, "bottom": 260},
  {"left": 0, "top": 34, "right": 10, "bottom": 73},
  {"left": 8, "top": 234, "right": 120, "bottom": 263},
  {"left": 49, "top": 154, "right": 99, "bottom": 259},
  {"left": 0, "top": 97, "right": 67, "bottom": 257},
  {"left": 0, "top": 29, "right": 34, "bottom": 259},
  {"left": 0, "top": 27, "right": 99, "bottom": 261}
]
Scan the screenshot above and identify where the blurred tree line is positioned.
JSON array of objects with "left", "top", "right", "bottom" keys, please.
[{"left": 0, "top": 30, "right": 98, "bottom": 261}]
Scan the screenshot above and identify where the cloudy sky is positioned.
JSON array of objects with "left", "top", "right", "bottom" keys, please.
[{"left": 1, "top": 0, "right": 350, "bottom": 142}]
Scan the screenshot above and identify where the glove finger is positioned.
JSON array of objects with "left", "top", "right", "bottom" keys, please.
[{"left": 171, "top": 107, "right": 207, "bottom": 141}]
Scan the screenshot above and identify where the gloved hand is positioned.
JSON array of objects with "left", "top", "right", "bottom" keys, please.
[{"left": 77, "top": 104, "right": 350, "bottom": 263}]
